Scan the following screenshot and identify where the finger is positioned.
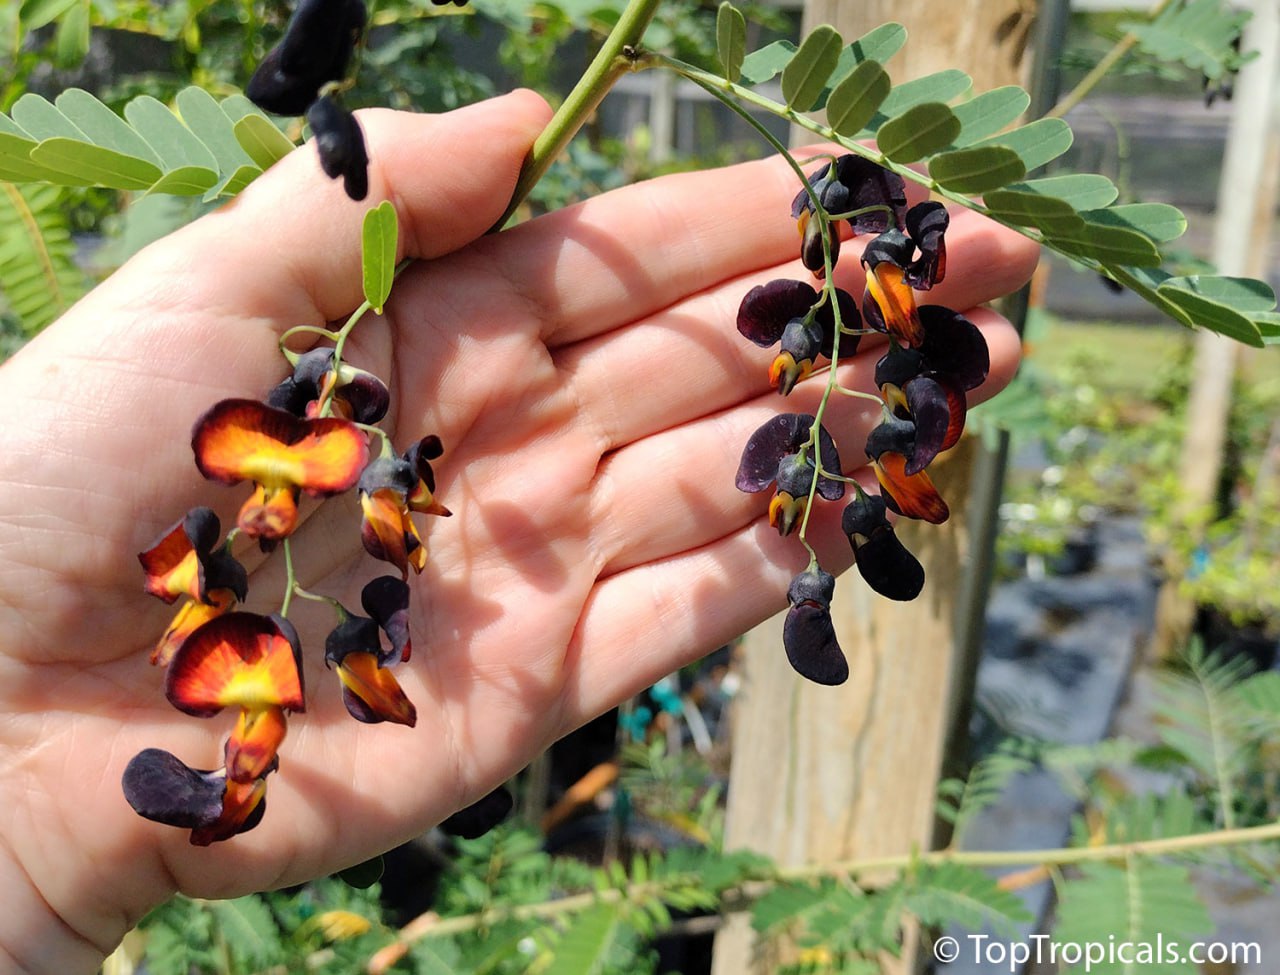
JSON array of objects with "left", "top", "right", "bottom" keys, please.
[
  {"left": 587, "top": 307, "right": 1019, "bottom": 576},
  {"left": 127, "top": 91, "right": 553, "bottom": 328},
  {"left": 557, "top": 208, "right": 1038, "bottom": 455}
]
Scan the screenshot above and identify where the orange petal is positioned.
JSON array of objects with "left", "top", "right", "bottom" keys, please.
[
  {"left": 225, "top": 706, "right": 288, "bottom": 784},
  {"left": 138, "top": 522, "right": 200, "bottom": 604},
  {"left": 193, "top": 399, "right": 368, "bottom": 495},
  {"left": 866, "top": 264, "right": 923, "bottom": 347},
  {"left": 238, "top": 482, "right": 300, "bottom": 540},
  {"left": 190, "top": 776, "right": 267, "bottom": 847},
  {"left": 768, "top": 491, "right": 808, "bottom": 536},
  {"left": 166, "top": 613, "right": 305, "bottom": 717},
  {"left": 361, "top": 489, "right": 414, "bottom": 576},
  {"left": 152, "top": 589, "right": 237, "bottom": 666},
  {"left": 338, "top": 651, "right": 417, "bottom": 727},
  {"left": 874, "top": 453, "right": 949, "bottom": 525}
]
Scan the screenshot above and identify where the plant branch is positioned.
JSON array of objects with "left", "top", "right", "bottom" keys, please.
[
  {"left": 490, "top": 0, "right": 663, "bottom": 230},
  {"left": 1045, "top": 0, "right": 1176, "bottom": 120},
  {"left": 375, "top": 820, "right": 1280, "bottom": 953}
]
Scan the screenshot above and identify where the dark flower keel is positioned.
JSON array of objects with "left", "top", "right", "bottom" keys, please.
[{"left": 782, "top": 566, "right": 848, "bottom": 685}]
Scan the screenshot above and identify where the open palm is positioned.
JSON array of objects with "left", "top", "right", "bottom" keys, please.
[{"left": 0, "top": 90, "right": 1037, "bottom": 972}]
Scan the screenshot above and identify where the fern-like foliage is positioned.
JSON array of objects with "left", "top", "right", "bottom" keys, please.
[
  {"left": 0, "top": 86, "right": 297, "bottom": 200},
  {"left": 706, "top": 4, "right": 1276, "bottom": 348},
  {"left": 1054, "top": 860, "right": 1212, "bottom": 974},
  {"left": 0, "top": 181, "right": 87, "bottom": 337},
  {"left": 936, "top": 739, "right": 1039, "bottom": 842},
  {"left": 1121, "top": 0, "right": 1256, "bottom": 81}
]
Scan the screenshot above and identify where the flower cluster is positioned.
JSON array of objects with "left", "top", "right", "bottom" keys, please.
[
  {"left": 124, "top": 343, "right": 451, "bottom": 844},
  {"left": 734, "top": 154, "right": 988, "bottom": 685}
]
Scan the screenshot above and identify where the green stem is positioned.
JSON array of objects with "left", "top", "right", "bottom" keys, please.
[
  {"left": 491, "top": 0, "right": 664, "bottom": 230},
  {"left": 280, "top": 538, "right": 297, "bottom": 618},
  {"left": 1045, "top": 0, "right": 1177, "bottom": 120},
  {"left": 383, "top": 820, "right": 1280, "bottom": 945}
]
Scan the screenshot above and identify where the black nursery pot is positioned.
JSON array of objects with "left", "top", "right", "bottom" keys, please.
[{"left": 1194, "top": 604, "right": 1279, "bottom": 672}]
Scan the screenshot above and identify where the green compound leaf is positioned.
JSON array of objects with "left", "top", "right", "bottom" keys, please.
[
  {"left": 973, "top": 117, "right": 1072, "bottom": 173},
  {"left": 1122, "top": 0, "right": 1252, "bottom": 81},
  {"left": 948, "top": 85, "right": 1031, "bottom": 146},
  {"left": 1157, "top": 282, "right": 1266, "bottom": 347},
  {"left": 29, "top": 138, "right": 162, "bottom": 190},
  {"left": 233, "top": 114, "right": 297, "bottom": 170},
  {"left": 0, "top": 182, "right": 87, "bottom": 334},
  {"left": 1045, "top": 221, "right": 1162, "bottom": 268},
  {"left": 1081, "top": 203, "right": 1185, "bottom": 242},
  {"left": 782, "top": 24, "right": 843, "bottom": 112},
  {"left": 826, "top": 60, "right": 890, "bottom": 137},
  {"left": 928, "top": 146, "right": 1025, "bottom": 194},
  {"left": 123, "top": 96, "right": 220, "bottom": 171},
  {"left": 362, "top": 200, "right": 399, "bottom": 314},
  {"left": 1011, "top": 173, "right": 1119, "bottom": 210},
  {"left": 55, "top": 89, "right": 160, "bottom": 164},
  {"left": 551, "top": 902, "right": 623, "bottom": 975},
  {"left": 716, "top": 3, "right": 746, "bottom": 84},
  {"left": 876, "top": 102, "right": 961, "bottom": 164},
  {"left": 905, "top": 863, "right": 1032, "bottom": 935}
]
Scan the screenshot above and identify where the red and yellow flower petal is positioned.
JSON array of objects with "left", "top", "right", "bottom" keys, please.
[
  {"left": 190, "top": 775, "right": 268, "bottom": 847},
  {"left": 166, "top": 612, "right": 305, "bottom": 717},
  {"left": 151, "top": 589, "right": 237, "bottom": 666},
  {"left": 225, "top": 706, "right": 288, "bottom": 784},
  {"left": 361, "top": 489, "right": 414, "bottom": 576},
  {"left": 337, "top": 651, "right": 417, "bottom": 727},
  {"left": 873, "top": 453, "right": 949, "bottom": 525},
  {"left": 138, "top": 522, "right": 201, "bottom": 604},
  {"left": 865, "top": 264, "right": 923, "bottom": 347},
  {"left": 237, "top": 482, "right": 300, "bottom": 540},
  {"left": 768, "top": 351, "right": 814, "bottom": 396},
  {"left": 193, "top": 399, "right": 368, "bottom": 495}
]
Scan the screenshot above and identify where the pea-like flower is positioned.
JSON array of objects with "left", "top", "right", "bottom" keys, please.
[
  {"left": 246, "top": 0, "right": 368, "bottom": 117},
  {"left": 165, "top": 613, "right": 306, "bottom": 784},
  {"left": 791, "top": 155, "right": 908, "bottom": 237},
  {"left": 122, "top": 747, "right": 274, "bottom": 847},
  {"left": 842, "top": 493, "right": 925, "bottom": 601},
  {"left": 324, "top": 577, "right": 416, "bottom": 726},
  {"left": 359, "top": 436, "right": 451, "bottom": 577},
  {"left": 138, "top": 507, "right": 248, "bottom": 665},
  {"left": 875, "top": 306, "right": 990, "bottom": 458},
  {"left": 864, "top": 418, "right": 950, "bottom": 525},
  {"left": 861, "top": 202, "right": 953, "bottom": 348},
  {"left": 737, "top": 280, "right": 860, "bottom": 395},
  {"left": 192, "top": 398, "right": 368, "bottom": 543},
  {"left": 268, "top": 348, "right": 389, "bottom": 424},
  {"left": 736, "top": 414, "right": 844, "bottom": 535},
  {"left": 782, "top": 566, "right": 848, "bottom": 685}
]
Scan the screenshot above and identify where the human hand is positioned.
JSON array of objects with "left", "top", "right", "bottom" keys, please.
[{"left": 0, "top": 89, "right": 1037, "bottom": 973}]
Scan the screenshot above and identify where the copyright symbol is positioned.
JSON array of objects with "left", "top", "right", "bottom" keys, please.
[{"left": 933, "top": 936, "right": 960, "bottom": 964}]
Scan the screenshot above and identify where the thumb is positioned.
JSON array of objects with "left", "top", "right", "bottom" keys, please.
[{"left": 172, "top": 89, "right": 553, "bottom": 324}]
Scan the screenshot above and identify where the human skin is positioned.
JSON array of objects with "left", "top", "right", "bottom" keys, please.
[{"left": 0, "top": 89, "right": 1038, "bottom": 974}]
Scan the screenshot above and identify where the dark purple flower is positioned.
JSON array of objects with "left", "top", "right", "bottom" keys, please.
[
  {"left": 842, "top": 493, "right": 924, "bottom": 601},
  {"left": 782, "top": 566, "right": 848, "bottom": 685}
]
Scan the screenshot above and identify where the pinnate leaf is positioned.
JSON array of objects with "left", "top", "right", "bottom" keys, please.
[
  {"left": 362, "top": 201, "right": 399, "bottom": 314},
  {"left": 876, "top": 103, "right": 961, "bottom": 163},
  {"left": 928, "top": 146, "right": 1025, "bottom": 194},
  {"left": 974, "top": 117, "right": 1072, "bottom": 172},
  {"left": 716, "top": 3, "right": 747, "bottom": 84},
  {"left": 826, "top": 60, "right": 890, "bottom": 136},
  {"left": 782, "top": 25, "right": 844, "bottom": 112},
  {"left": 739, "top": 40, "right": 797, "bottom": 86},
  {"left": 948, "top": 86, "right": 1031, "bottom": 146}
]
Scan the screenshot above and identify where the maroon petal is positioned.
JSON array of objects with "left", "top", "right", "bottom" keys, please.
[
  {"left": 902, "top": 377, "right": 951, "bottom": 475},
  {"left": 835, "top": 155, "right": 908, "bottom": 236},
  {"left": 122, "top": 749, "right": 225, "bottom": 829},
  {"left": 918, "top": 306, "right": 989, "bottom": 391},
  {"left": 736, "top": 414, "right": 843, "bottom": 498},
  {"left": 904, "top": 201, "right": 949, "bottom": 289},
  {"left": 842, "top": 494, "right": 925, "bottom": 601},
  {"left": 737, "top": 279, "right": 820, "bottom": 348},
  {"left": 783, "top": 604, "right": 848, "bottom": 685},
  {"left": 814, "top": 287, "right": 861, "bottom": 359},
  {"left": 361, "top": 575, "right": 412, "bottom": 662}
]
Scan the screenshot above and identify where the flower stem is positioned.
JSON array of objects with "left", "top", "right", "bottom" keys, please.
[{"left": 491, "top": 0, "right": 664, "bottom": 230}]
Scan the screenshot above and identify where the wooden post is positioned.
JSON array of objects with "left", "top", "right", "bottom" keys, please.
[
  {"left": 713, "top": 6, "right": 1027, "bottom": 972},
  {"left": 1151, "top": 0, "right": 1280, "bottom": 659}
]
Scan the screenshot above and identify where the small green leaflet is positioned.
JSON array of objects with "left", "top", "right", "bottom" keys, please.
[
  {"left": 826, "top": 60, "right": 890, "bottom": 136},
  {"left": 948, "top": 86, "right": 1031, "bottom": 146},
  {"left": 1011, "top": 173, "right": 1118, "bottom": 210},
  {"left": 849, "top": 22, "right": 907, "bottom": 65},
  {"left": 928, "top": 146, "right": 1024, "bottom": 194},
  {"left": 233, "top": 115, "right": 297, "bottom": 170},
  {"left": 54, "top": 0, "right": 91, "bottom": 69},
  {"left": 1082, "top": 203, "right": 1185, "bottom": 243},
  {"left": 782, "top": 25, "right": 843, "bottom": 112},
  {"left": 716, "top": 3, "right": 746, "bottom": 84},
  {"left": 551, "top": 902, "right": 623, "bottom": 975},
  {"left": 739, "top": 40, "right": 797, "bottom": 86},
  {"left": 1157, "top": 282, "right": 1265, "bottom": 347},
  {"left": 1159, "top": 273, "right": 1276, "bottom": 312},
  {"left": 1122, "top": 0, "right": 1253, "bottom": 80},
  {"left": 18, "top": 0, "right": 78, "bottom": 31},
  {"left": 877, "top": 69, "right": 971, "bottom": 118},
  {"left": 973, "top": 117, "right": 1072, "bottom": 173},
  {"left": 362, "top": 201, "right": 399, "bottom": 314},
  {"left": 983, "top": 188, "right": 1084, "bottom": 234},
  {"left": 876, "top": 103, "right": 960, "bottom": 163},
  {"left": 1046, "top": 221, "right": 1162, "bottom": 268}
]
